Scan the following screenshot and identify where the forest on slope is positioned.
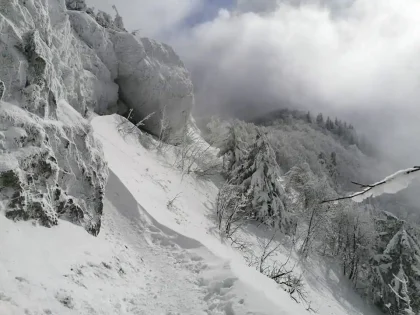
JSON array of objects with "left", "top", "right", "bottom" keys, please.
[{"left": 198, "top": 109, "right": 420, "bottom": 315}]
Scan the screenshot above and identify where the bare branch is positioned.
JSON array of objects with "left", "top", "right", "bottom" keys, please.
[{"left": 322, "top": 166, "right": 420, "bottom": 204}]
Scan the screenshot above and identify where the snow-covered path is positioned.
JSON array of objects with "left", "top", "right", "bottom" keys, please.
[
  {"left": 103, "top": 170, "right": 245, "bottom": 315},
  {"left": 0, "top": 168, "right": 277, "bottom": 315}
]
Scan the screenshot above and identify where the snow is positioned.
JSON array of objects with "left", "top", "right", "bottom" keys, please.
[{"left": 0, "top": 114, "right": 380, "bottom": 314}]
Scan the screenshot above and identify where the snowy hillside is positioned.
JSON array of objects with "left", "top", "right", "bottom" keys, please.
[{"left": 0, "top": 115, "right": 380, "bottom": 314}]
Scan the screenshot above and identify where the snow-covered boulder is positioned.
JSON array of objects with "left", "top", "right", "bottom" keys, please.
[
  {"left": 0, "top": 101, "right": 107, "bottom": 235},
  {"left": 112, "top": 34, "right": 194, "bottom": 141},
  {"left": 1, "top": 0, "right": 194, "bottom": 139},
  {"left": 68, "top": 10, "right": 194, "bottom": 141}
]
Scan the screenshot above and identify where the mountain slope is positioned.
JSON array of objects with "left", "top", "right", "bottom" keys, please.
[{"left": 0, "top": 114, "right": 380, "bottom": 314}]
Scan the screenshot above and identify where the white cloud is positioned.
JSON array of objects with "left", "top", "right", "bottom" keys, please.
[
  {"left": 174, "top": 0, "right": 420, "bottom": 113},
  {"left": 85, "top": 0, "right": 420, "bottom": 163},
  {"left": 166, "top": 0, "right": 420, "bottom": 163}
]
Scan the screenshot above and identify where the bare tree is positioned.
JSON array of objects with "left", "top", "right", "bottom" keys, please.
[
  {"left": 246, "top": 229, "right": 312, "bottom": 310},
  {"left": 216, "top": 181, "right": 250, "bottom": 239},
  {"left": 167, "top": 193, "right": 182, "bottom": 210},
  {"left": 116, "top": 109, "right": 155, "bottom": 137}
]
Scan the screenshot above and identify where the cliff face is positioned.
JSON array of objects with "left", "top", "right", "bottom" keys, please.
[{"left": 0, "top": 0, "right": 194, "bottom": 234}]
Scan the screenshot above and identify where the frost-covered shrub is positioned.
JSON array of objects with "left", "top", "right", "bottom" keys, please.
[
  {"left": 65, "top": 0, "right": 88, "bottom": 11},
  {"left": 0, "top": 81, "right": 4, "bottom": 101},
  {"left": 95, "top": 11, "right": 114, "bottom": 29}
]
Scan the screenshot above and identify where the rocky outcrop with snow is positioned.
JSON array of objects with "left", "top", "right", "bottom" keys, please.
[
  {"left": 67, "top": 7, "right": 194, "bottom": 140},
  {"left": 0, "top": 0, "right": 194, "bottom": 233},
  {"left": 0, "top": 100, "right": 107, "bottom": 235},
  {"left": 0, "top": 0, "right": 193, "bottom": 137}
]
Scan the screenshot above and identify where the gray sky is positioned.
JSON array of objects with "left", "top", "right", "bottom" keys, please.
[{"left": 86, "top": 0, "right": 420, "bottom": 165}]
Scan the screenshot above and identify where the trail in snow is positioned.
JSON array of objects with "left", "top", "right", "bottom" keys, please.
[
  {"left": 104, "top": 170, "right": 248, "bottom": 315},
  {"left": 0, "top": 169, "right": 267, "bottom": 315}
]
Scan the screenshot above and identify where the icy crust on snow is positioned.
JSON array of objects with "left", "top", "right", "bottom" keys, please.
[
  {"left": 351, "top": 167, "right": 420, "bottom": 202},
  {"left": 0, "top": 0, "right": 194, "bottom": 141},
  {"left": 0, "top": 101, "right": 107, "bottom": 235}
]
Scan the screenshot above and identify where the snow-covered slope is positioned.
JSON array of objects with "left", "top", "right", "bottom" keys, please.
[{"left": 0, "top": 114, "right": 380, "bottom": 314}]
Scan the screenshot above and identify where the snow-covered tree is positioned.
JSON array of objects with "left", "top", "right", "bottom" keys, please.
[
  {"left": 112, "top": 5, "right": 126, "bottom": 31},
  {"left": 285, "top": 163, "right": 333, "bottom": 256},
  {"left": 95, "top": 11, "right": 114, "bottom": 29},
  {"left": 208, "top": 119, "right": 256, "bottom": 176},
  {"left": 209, "top": 120, "right": 296, "bottom": 234},
  {"left": 368, "top": 213, "right": 420, "bottom": 314},
  {"left": 305, "top": 111, "right": 312, "bottom": 124},
  {"left": 229, "top": 131, "right": 296, "bottom": 234},
  {"left": 316, "top": 113, "right": 324, "bottom": 126},
  {"left": 0, "top": 80, "right": 5, "bottom": 101},
  {"left": 327, "top": 205, "right": 376, "bottom": 283}
]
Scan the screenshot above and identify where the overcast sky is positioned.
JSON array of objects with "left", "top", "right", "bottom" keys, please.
[{"left": 86, "top": 0, "right": 420, "bottom": 166}]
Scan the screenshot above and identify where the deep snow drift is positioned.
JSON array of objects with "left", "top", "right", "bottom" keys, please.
[{"left": 0, "top": 115, "right": 381, "bottom": 314}]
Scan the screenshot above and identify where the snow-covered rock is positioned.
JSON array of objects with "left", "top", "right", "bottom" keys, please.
[
  {"left": 0, "top": 101, "right": 107, "bottom": 235},
  {"left": 112, "top": 34, "right": 194, "bottom": 141},
  {"left": 0, "top": 0, "right": 194, "bottom": 232},
  {"left": 0, "top": 0, "right": 193, "bottom": 139},
  {"left": 68, "top": 9, "right": 194, "bottom": 141}
]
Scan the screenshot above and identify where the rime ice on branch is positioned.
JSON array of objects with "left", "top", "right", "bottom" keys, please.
[{"left": 322, "top": 166, "right": 420, "bottom": 203}]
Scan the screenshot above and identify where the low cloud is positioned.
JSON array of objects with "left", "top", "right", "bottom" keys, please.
[
  {"left": 86, "top": 0, "right": 420, "bottom": 164},
  {"left": 168, "top": 0, "right": 420, "bottom": 164}
]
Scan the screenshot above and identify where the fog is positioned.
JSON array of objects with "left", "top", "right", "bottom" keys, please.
[{"left": 86, "top": 0, "right": 420, "bottom": 166}]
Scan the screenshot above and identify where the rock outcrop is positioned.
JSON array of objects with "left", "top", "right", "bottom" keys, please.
[
  {"left": 67, "top": 7, "right": 194, "bottom": 141},
  {"left": 0, "top": 101, "right": 107, "bottom": 235},
  {"left": 0, "top": 0, "right": 110, "bottom": 234},
  {"left": 111, "top": 34, "right": 194, "bottom": 141},
  {"left": 0, "top": 0, "right": 194, "bottom": 234}
]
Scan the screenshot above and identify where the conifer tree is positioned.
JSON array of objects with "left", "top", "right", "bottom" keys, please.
[
  {"left": 229, "top": 131, "right": 296, "bottom": 234},
  {"left": 368, "top": 214, "right": 420, "bottom": 314}
]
